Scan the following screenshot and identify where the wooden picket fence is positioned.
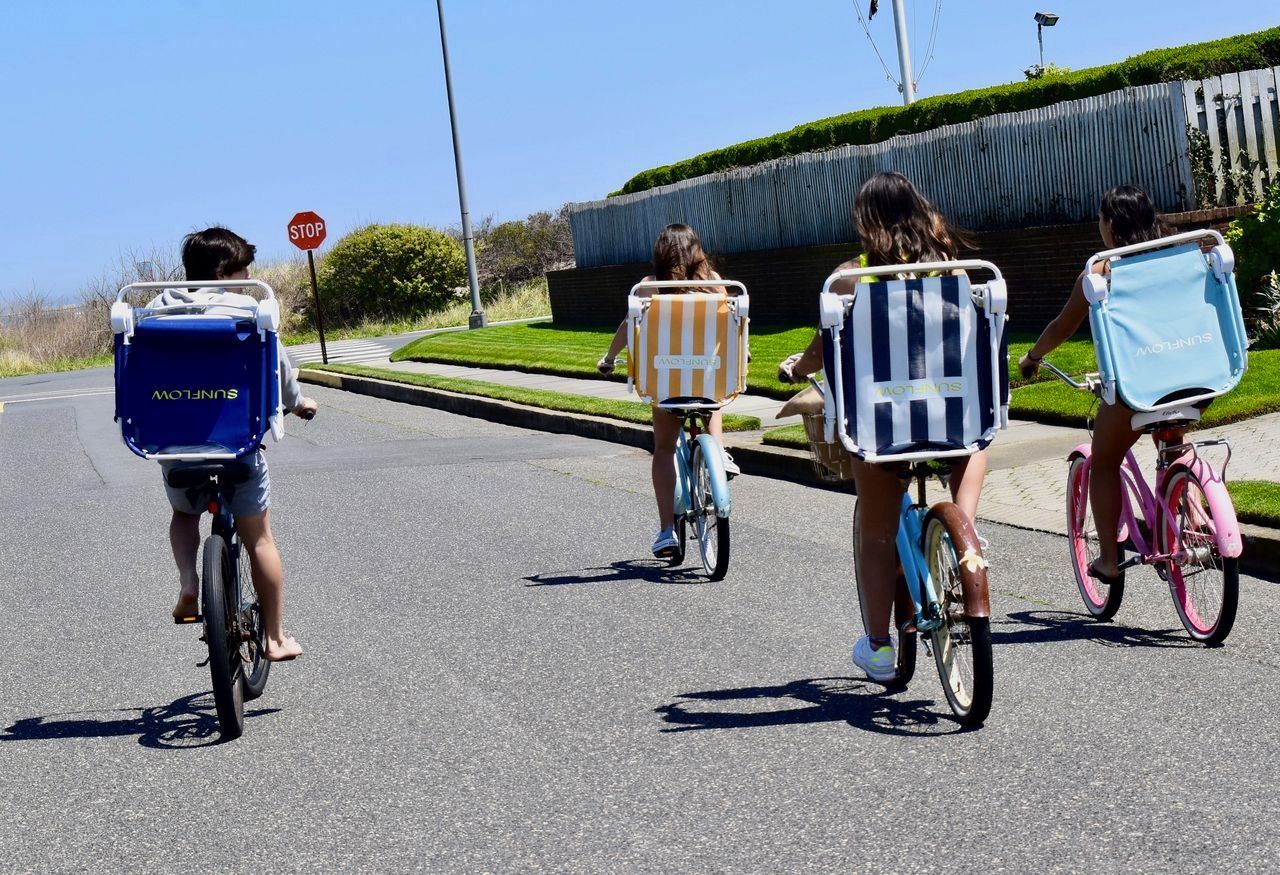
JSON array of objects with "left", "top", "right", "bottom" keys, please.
[{"left": 1184, "top": 66, "right": 1280, "bottom": 206}]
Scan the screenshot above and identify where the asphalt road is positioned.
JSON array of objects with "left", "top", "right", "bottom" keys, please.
[{"left": 1, "top": 368, "right": 1278, "bottom": 873}]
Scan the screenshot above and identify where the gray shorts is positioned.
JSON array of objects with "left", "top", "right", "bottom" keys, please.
[{"left": 162, "top": 451, "right": 271, "bottom": 518}]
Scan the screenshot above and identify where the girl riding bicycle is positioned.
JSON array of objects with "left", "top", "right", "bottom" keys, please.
[
  {"left": 598, "top": 223, "right": 740, "bottom": 558},
  {"left": 1018, "top": 185, "right": 1177, "bottom": 588},
  {"left": 777, "top": 172, "right": 988, "bottom": 681}
]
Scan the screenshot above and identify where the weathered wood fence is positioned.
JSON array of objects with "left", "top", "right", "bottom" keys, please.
[
  {"left": 569, "top": 81, "right": 1198, "bottom": 269},
  {"left": 1184, "top": 66, "right": 1280, "bottom": 206}
]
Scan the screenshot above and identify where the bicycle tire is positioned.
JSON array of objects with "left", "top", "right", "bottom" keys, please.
[
  {"left": 853, "top": 504, "right": 917, "bottom": 686},
  {"left": 202, "top": 534, "right": 245, "bottom": 739},
  {"left": 923, "top": 503, "right": 994, "bottom": 726},
  {"left": 1066, "top": 454, "right": 1124, "bottom": 621},
  {"left": 1160, "top": 464, "right": 1239, "bottom": 645},
  {"left": 237, "top": 540, "right": 270, "bottom": 701},
  {"left": 690, "top": 443, "right": 730, "bottom": 581}
]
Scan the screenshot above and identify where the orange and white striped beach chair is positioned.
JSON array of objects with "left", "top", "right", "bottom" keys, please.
[{"left": 626, "top": 280, "right": 750, "bottom": 407}]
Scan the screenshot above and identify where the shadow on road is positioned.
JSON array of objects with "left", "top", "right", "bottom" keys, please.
[
  {"left": 0, "top": 692, "right": 279, "bottom": 749},
  {"left": 656, "top": 677, "right": 967, "bottom": 737},
  {"left": 525, "top": 560, "right": 707, "bottom": 587},
  {"left": 992, "top": 609, "right": 1197, "bottom": 649}
]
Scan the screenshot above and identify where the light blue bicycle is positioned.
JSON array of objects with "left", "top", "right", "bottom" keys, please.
[{"left": 665, "top": 399, "right": 733, "bottom": 579}]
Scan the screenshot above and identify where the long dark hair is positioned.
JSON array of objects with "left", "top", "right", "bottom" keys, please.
[
  {"left": 1099, "top": 185, "right": 1171, "bottom": 247},
  {"left": 854, "top": 172, "right": 972, "bottom": 267},
  {"left": 652, "top": 224, "right": 716, "bottom": 285}
]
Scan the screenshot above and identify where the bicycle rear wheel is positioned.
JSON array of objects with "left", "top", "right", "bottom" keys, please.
[
  {"left": 853, "top": 505, "right": 917, "bottom": 686},
  {"left": 202, "top": 534, "right": 245, "bottom": 739},
  {"left": 237, "top": 540, "right": 270, "bottom": 701},
  {"left": 690, "top": 443, "right": 730, "bottom": 581},
  {"left": 1160, "top": 465, "right": 1239, "bottom": 645},
  {"left": 1066, "top": 454, "right": 1124, "bottom": 621},
  {"left": 923, "top": 504, "right": 993, "bottom": 726}
]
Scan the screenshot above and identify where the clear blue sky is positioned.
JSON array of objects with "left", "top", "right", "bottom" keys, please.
[{"left": 2, "top": 1, "right": 1275, "bottom": 302}]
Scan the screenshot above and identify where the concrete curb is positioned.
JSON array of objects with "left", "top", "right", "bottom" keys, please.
[{"left": 301, "top": 368, "right": 1278, "bottom": 580}]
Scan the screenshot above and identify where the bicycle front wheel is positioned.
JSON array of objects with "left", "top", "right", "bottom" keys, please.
[
  {"left": 1066, "top": 454, "right": 1124, "bottom": 621},
  {"left": 853, "top": 504, "right": 917, "bottom": 686},
  {"left": 690, "top": 443, "right": 730, "bottom": 580},
  {"left": 237, "top": 541, "right": 270, "bottom": 701},
  {"left": 202, "top": 535, "right": 245, "bottom": 739},
  {"left": 923, "top": 504, "right": 993, "bottom": 726},
  {"left": 1160, "top": 465, "right": 1239, "bottom": 645}
]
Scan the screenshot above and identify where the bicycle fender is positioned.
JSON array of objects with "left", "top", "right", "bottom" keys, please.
[
  {"left": 924, "top": 502, "right": 990, "bottom": 619},
  {"left": 1169, "top": 459, "right": 1243, "bottom": 559},
  {"left": 694, "top": 433, "right": 732, "bottom": 518}
]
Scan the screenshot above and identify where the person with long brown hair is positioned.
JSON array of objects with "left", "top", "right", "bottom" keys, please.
[
  {"left": 598, "top": 223, "right": 740, "bottom": 558},
  {"left": 778, "top": 171, "right": 987, "bottom": 681},
  {"left": 1018, "top": 185, "right": 1174, "bottom": 588}
]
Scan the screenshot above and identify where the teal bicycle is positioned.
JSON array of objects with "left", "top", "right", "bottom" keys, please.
[{"left": 665, "top": 399, "right": 733, "bottom": 579}]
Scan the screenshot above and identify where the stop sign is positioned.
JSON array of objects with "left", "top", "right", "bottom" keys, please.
[{"left": 287, "top": 211, "right": 327, "bottom": 250}]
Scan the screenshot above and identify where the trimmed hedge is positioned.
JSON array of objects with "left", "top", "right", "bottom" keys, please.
[
  {"left": 614, "top": 26, "right": 1280, "bottom": 197},
  {"left": 318, "top": 224, "right": 466, "bottom": 325}
]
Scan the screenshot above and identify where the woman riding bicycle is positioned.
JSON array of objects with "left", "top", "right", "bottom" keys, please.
[
  {"left": 1018, "top": 185, "right": 1179, "bottom": 588},
  {"left": 597, "top": 223, "right": 740, "bottom": 559},
  {"left": 777, "top": 172, "right": 988, "bottom": 682}
]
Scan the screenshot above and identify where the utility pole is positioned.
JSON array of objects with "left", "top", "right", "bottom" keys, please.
[
  {"left": 435, "top": 0, "right": 486, "bottom": 329},
  {"left": 890, "top": 0, "right": 915, "bottom": 105}
]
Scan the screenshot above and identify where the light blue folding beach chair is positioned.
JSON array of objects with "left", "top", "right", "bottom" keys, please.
[{"left": 1082, "top": 229, "right": 1248, "bottom": 414}]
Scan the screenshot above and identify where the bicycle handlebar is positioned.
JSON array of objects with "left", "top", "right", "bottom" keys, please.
[{"left": 1040, "top": 359, "right": 1099, "bottom": 394}]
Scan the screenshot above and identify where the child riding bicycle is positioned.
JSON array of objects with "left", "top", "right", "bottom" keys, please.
[
  {"left": 153, "top": 227, "right": 314, "bottom": 662},
  {"left": 777, "top": 172, "right": 990, "bottom": 682},
  {"left": 598, "top": 224, "right": 742, "bottom": 559},
  {"left": 1017, "top": 186, "right": 1180, "bottom": 589}
]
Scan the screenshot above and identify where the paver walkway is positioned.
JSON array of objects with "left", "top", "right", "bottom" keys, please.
[{"left": 316, "top": 355, "right": 1278, "bottom": 537}]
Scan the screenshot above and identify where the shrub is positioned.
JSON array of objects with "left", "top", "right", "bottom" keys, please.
[
  {"left": 1225, "top": 180, "right": 1280, "bottom": 334},
  {"left": 318, "top": 224, "right": 466, "bottom": 324},
  {"left": 612, "top": 25, "right": 1280, "bottom": 196},
  {"left": 477, "top": 209, "right": 574, "bottom": 286}
]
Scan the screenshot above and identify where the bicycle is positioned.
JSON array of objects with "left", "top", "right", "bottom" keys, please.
[
  {"left": 664, "top": 399, "right": 733, "bottom": 579},
  {"left": 167, "top": 461, "right": 272, "bottom": 739},
  {"left": 811, "top": 259, "right": 1010, "bottom": 725},
  {"left": 626, "top": 280, "right": 749, "bottom": 581},
  {"left": 1042, "top": 359, "right": 1242, "bottom": 644},
  {"left": 112, "top": 278, "right": 296, "bottom": 739}
]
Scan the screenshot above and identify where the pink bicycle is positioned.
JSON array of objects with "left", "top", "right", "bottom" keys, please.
[{"left": 1043, "top": 360, "right": 1242, "bottom": 644}]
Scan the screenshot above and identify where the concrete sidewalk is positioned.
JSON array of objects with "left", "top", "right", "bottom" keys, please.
[{"left": 336, "top": 358, "right": 1280, "bottom": 541}]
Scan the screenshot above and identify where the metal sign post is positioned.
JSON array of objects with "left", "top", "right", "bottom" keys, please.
[{"left": 287, "top": 210, "right": 329, "bottom": 364}]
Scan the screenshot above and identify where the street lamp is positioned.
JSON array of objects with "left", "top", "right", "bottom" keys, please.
[
  {"left": 434, "top": 0, "right": 486, "bottom": 329},
  {"left": 1034, "top": 12, "right": 1059, "bottom": 72}
]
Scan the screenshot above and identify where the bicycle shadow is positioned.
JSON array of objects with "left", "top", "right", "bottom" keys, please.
[
  {"left": 0, "top": 692, "right": 280, "bottom": 749},
  {"left": 991, "top": 610, "right": 1197, "bottom": 649},
  {"left": 656, "top": 676, "right": 968, "bottom": 737},
  {"left": 525, "top": 560, "right": 707, "bottom": 587}
]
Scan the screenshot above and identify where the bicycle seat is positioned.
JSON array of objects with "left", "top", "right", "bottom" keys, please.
[
  {"left": 164, "top": 460, "right": 256, "bottom": 489},
  {"left": 656, "top": 396, "right": 723, "bottom": 413},
  {"left": 1131, "top": 406, "right": 1201, "bottom": 432}
]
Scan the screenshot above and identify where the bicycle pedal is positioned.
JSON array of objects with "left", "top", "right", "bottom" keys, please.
[
  {"left": 195, "top": 656, "right": 210, "bottom": 668},
  {"left": 173, "top": 614, "right": 201, "bottom": 625}
]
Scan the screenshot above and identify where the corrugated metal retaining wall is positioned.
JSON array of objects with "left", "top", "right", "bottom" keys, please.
[{"left": 569, "top": 81, "right": 1195, "bottom": 269}]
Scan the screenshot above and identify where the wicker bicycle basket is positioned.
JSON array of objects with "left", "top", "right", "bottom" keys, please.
[{"left": 802, "top": 412, "right": 856, "bottom": 483}]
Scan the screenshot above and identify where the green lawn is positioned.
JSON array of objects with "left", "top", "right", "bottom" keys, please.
[
  {"left": 301, "top": 362, "right": 761, "bottom": 431},
  {"left": 1226, "top": 480, "right": 1280, "bottom": 528},
  {"left": 392, "top": 322, "right": 817, "bottom": 400}
]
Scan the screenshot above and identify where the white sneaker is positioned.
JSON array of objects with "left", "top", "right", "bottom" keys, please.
[
  {"left": 851, "top": 635, "right": 897, "bottom": 683},
  {"left": 722, "top": 450, "right": 741, "bottom": 477},
  {"left": 652, "top": 527, "right": 679, "bottom": 558}
]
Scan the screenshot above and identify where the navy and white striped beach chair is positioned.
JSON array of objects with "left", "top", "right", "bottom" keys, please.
[
  {"left": 818, "top": 260, "right": 1010, "bottom": 463},
  {"left": 1082, "top": 229, "right": 1248, "bottom": 414}
]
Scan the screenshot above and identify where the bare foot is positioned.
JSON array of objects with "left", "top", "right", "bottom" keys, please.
[
  {"left": 265, "top": 635, "right": 303, "bottom": 662},
  {"left": 1088, "top": 559, "right": 1122, "bottom": 581},
  {"left": 172, "top": 588, "right": 199, "bottom": 621}
]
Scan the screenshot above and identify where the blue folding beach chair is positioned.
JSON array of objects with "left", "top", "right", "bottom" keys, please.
[
  {"left": 110, "top": 281, "right": 285, "bottom": 461},
  {"left": 817, "top": 260, "right": 1010, "bottom": 463},
  {"left": 1081, "top": 229, "right": 1248, "bottom": 414}
]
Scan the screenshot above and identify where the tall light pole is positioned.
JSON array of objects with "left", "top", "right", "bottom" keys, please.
[
  {"left": 1034, "top": 12, "right": 1060, "bottom": 72},
  {"left": 435, "top": 0, "right": 486, "bottom": 329},
  {"left": 890, "top": 0, "right": 915, "bottom": 105}
]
